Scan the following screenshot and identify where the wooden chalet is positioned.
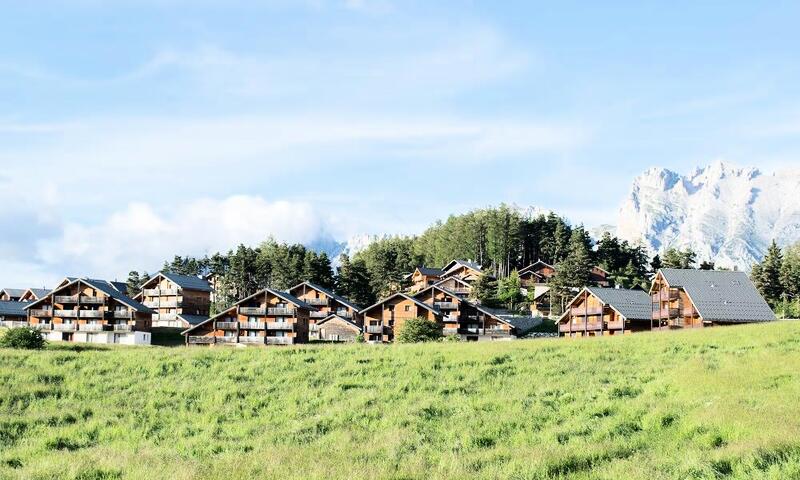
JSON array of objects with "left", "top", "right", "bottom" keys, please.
[
  {"left": 24, "top": 278, "right": 153, "bottom": 345},
  {"left": 519, "top": 260, "right": 555, "bottom": 287},
  {"left": 589, "top": 266, "right": 611, "bottom": 287},
  {"left": 18, "top": 288, "right": 50, "bottom": 303},
  {"left": 558, "top": 287, "right": 651, "bottom": 337},
  {"left": 0, "top": 301, "right": 28, "bottom": 328},
  {"left": 316, "top": 314, "right": 362, "bottom": 342},
  {"left": 0, "top": 288, "right": 25, "bottom": 302},
  {"left": 182, "top": 288, "right": 315, "bottom": 346},
  {"left": 413, "top": 285, "right": 538, "bottom": 341},
  {"left": 406, "top": 267, "right": 445, "bottom": 293},
  {"left": 650, "top": 268, "right": 775, "bottom": 330},
  {"left": 440, "top": 260, "right": 485, "bottom": 283},
  {"left": 432, "top": 276, "right": 472, "bottom": 298},
  {"left": 359, "top": 293, "right": 441, "bottom": 343},
  {"left": 288, "top": 281, "right": 361, "bottom": 340},
  {"left": 136, "top": 272, "right": 213, "bottom": 328}
]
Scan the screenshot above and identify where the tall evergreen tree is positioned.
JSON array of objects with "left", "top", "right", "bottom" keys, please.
[
  {"left": 755, "top": 240, "right": 784, "bottom": 306},
  {"left": 471, "top": 273, "right": 499, "bottom": 307},
  {"left": 550, "top": 229, "right": 592, "bottom": 313},
  {"left": 335, "top": 254, "right": 375, "bottom": 307}
]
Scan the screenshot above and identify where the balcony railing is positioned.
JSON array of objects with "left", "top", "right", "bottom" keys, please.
[
  {"left": 143, "top": 288, "right": 179, "bottom": 296},
  {"left": 239, "top": 307, "right": 266, "bottom": 316},
  {"left": 443, "top": 327, "right": 459, "bottom": 335},
  {"left": 33, "top": 323, "right": 52, "bottom": 331},
  {"left": 79, "top": 310, "right": 105, "bottom": 319},
  {"left": 652, "top": 290, "right": 679, "bottom": 302},
  {"left": 309, "top": 311, "right": 328, "bottom": 319},
  {"left": 559, "top": 321, "right": 603, "bottom": 333},
  {"left": 240, "top": 321, "right": 265, "bottom": 330},
  {"left": 682, "top": 307, "right": 696, "bottom": 317},
  {"left": 305, "top": 298, "right": 329, "bottom": 306},
  {"left": 153, "top": 313, "right": 177, "bottom": 321},
  {"left": 434, "top": 302, "right": 459, "bottom": 310},
  {"left": 217, "top": 336, "right": 237, "bottom": 344},
  {"left": 144, "top": 300, "right": 179, "bottom": 308},
  {"left": 266, "top": 322, "right": 294, "bottom": 331},
  {"left": 265, "top": 337, "right": 293, "bottom": 345},
  {"left": 651, "top": 308, "right": 679, "bottom": 320},
  {"left": 113, "top": 310, "right": 132, "bottom": 319},
  {"left": 113, "top": 324, "right": 133, "bottom": 332},
  {"left": 239, "top": 336, "right": 264, "bottom": 344},
  {"left": 606, "top": 321, "right": 624, "bottom": 330},
  {"left": 1, "top": 321, "right": 28, "bottom": 328},
  {"left": 309, "top": 324, "right": 319, "bottom": 332},
  {"left": 79, "top": 296, "right": 105, "bottom": 305},
  {"left": 268, "top": 308, "right": 295, "bottom": 316},
  {"left": 79, "top": 323, "right": 104, "bottom": 332},
  {"left": 30, "top": 309, "right": 52, "bottom": 317},
  {"left": 54, "top": 295, "right": 79, "bottom": 303},
  {"left": 53, "top": 310, "right": 78, "bottom": 318},
  {"left": 53, "top": 323, "right": 77, "bottom": 332},
  {"left": 570, "top": 306, "right": 603, "bottom": 316},
  {"left": 335, "top": 310, "right": 353, "bottom": 319},
  {"left": 216, "top": 321, "right": 238, "bottom": 330},
  {"left": 365, "top": 325, "right": 384, "bottom": 334},
  {"left": 187, "top": 336, "right": 215, "bottom": 344}
]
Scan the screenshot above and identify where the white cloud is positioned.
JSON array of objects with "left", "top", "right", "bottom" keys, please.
[{"left": 34, "top": 195, "right": 329, "bottom": 281}]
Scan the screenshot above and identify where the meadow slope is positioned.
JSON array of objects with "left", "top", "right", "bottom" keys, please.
[{"left": 2, "top": 323, "right": 800, "bottom": 480}]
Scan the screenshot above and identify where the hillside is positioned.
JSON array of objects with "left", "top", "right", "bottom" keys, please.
[
  {"left": 616, "top": 161, "right": 800, "bottom": 270},
  {"left": 2, "top": 323, "right": 800, "bottom": 479}
]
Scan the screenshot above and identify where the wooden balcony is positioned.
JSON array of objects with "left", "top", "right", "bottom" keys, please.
[
  {"left": 144, "top": 300, "right": 180, "bottom": 308},
  {"left": 153, "top": 313, "right": 177, "bottom": 321},
  {"left": 239, "top": 336, "right": 264, "bottom": 344},
  {"left": 239, "top": 307, "right": 266, "bottom": 315},
  {"left": 143, "top": 288, "right": 179, "bottom": 296},
  {"left": 113, "top": 310, "right": 132, "bottom": 319},
  {"left": 187, "top": 336, "right": 215, "bottom": 344},
  {"left": 443, "top": 327, "right": 459, "bottom": 335},
  {"left": 268, "top": 307, "right": 295, "bottom": 316},
  {"left": 33, "top": 323, "right": 52, "bottom": 331},
  {"left": 434, "top": 302, "right": 458, "bottom": 310},
  {"left": 570, "top": 306, "right": 603, "bottom": 316},
  {"left": 30, "top": 309, "right": 52, "bottom": 317},
  {"left": 112, "top": 324, "right": 133, "bottom": 332},
  {"left": 1, "top": 321, "right": 28, "bottom": 328},
  {"left": 682, "top": 307, "right": 697, "bottom": 317},
  {"left": 240, "top": 321, "right": 265, "bottom": 330},
  {"left": 266, "top": 322, "right": 295, "bottom": 331},
  {"left": 559, "top": 321, "right": 603, "bottom": 333},
  {"left": 451, "top": 288, "right": 471, "bottom": 295},
  {"left": 217, "top": 336, "right": 237, "bottom": 344},
  {"left": 54, "top": 310, "right": 78, "bottom": 318},
  {"left": 651, "top": 308, "right": 679, "bottom": 320},
  {"left": 265, "top": 337, "right": 293, "bottom": 345},
  {"left": 305, "top": 298, "right": 329, "bottom": 306},
  {"left": 652, "top": 290, "right": 679, "bottom": 302},
  {"left": 54, "top": 295, "right": 79, "bottom": 303},
  {"left": 309, "top": 311, "right": 328, "bottom": 319},
  {"left": 53, "top": 323, "right": 77, "bottom": 332},
  {"left": 365, "top": 325, "right": 384, "bottom": 334},
  {"left": 335, "top": 310, "right": 353, "bottom": 319},
  {"left": 216, "top": 321, "right": 238, "bottom": 330},
  {"left": 78, "top": 323, "right": 104, "bottom": 332},
  {"left": 309, "top": 324, "right": 319, "bottom": 332},
  {"left": 79, "top": 296, "right": 105, "bottom": 305},
  {"left": 79, "top": 310, "right": 105, "bottom": 319}
]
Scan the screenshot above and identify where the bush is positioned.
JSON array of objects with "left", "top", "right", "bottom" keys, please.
[
  {"left": 354, "top": 333, "right": 365, "bottom": 343},
  {"left": 396, "top": 318, "right": 442, "bottom": 343},
  {"left": 0, "top": 327, "right": 46, "bottom": 350}
]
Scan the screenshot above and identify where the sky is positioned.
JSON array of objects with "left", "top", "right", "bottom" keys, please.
[{"left": 2, "top": 1, "right": 800, "bottom": 287}]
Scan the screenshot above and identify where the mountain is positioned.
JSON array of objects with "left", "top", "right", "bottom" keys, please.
[
  {"left": 616, "top": 161, "right": 800, "bottom": 270},
  {"left": 307, "top": 233, "right": 390, "bottom": 267}
]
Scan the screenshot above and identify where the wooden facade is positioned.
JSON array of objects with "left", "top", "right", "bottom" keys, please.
[
  {"left": 137, "top": 272, "right": 212, "bottom": 328},
  {"left": 316, "top": 314, "right": 362, "bottom": 342},
  {"left": 407, "top": 267, "right": 444, "bottom": 293},
  {"left": 0, "top": 301, "right": 27, "bottom": 328},
  {"left": 18, "top": 288, "right": 50, "bottom": 303},
  {"left": 413, "top": 285, "right": 516, "bottom": 340},
  {"left": 288, "top": 282, "right": 361, "bottom": 340},
  {"left": 183, "top": 288, "right": 313, "bottom": 346},
  {"left": 432, "top": 276, "right": 472, "bottom": 298},
  {"left": 440, "top": 260, "right": 484, "bottom": 283},
  {"left": 25, "top": 279, "right": 153, "bottom": 345},
  {"left": 0, "top": 289, "right": 24, "bottom": 302},
  {"left": 558, "top": 287, "right": 650, "bottom": 337},
  {"left": 649, "top": 271, "right": 703, "bottom": 330},
  {"left": 360, "top": 293, "right": 441, "bottom": 343}
]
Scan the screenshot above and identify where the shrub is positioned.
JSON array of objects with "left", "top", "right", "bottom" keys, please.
[
  {"left": 0, "top": 327, "right": 46, "bottom": 350},
  {"left": 396, "top": 317, "right": 442, "bottom": 343},
  {"left": 354, "top": 333, "right": 365, "bottom": 343}
]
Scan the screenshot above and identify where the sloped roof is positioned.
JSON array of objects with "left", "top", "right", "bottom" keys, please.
[
  {"left": 497, "top": 315, "right": 541, "bottom": 335},
  {"left": 360, "top": 292, "right": 440, "bottom": 315},
  {"left": 0, "top": 301, "right": 27, "bottom": 317},
  {"left": 586, "top": 287, "right": 652, "bottom": 321},
  {"left": 288, "top": 281, "right": 361, "bottom": 311},
  {"left": 433, "top": 276, "right": 472, "bottom": 289},
  {"left": 658, "top": 269, "right": 776, "bottom": 323},
  {"left": 0, "top": 288, "right": 25, "bottom": 298},
  {"left": 83, "top": 279, "right": 153, "bottom": 313},
  {"left": 316, "top": 313, "right": 361, "bottom": 331},
  {"left": 442, "top": 260, "right": 483, "bottom": 275},
  {"left": 160, "top": 272, "right": 213, "bottom": 292},
  {"left": 181, "top": 306, "right": 236, "bottom": 335},
  {"left": 416, "top": 267, "right": 444, "bottom": 277},
  {"left": 27, "top": 288, "right": 51, "bottom": 299},
  {"left": 519, "top": 260, "right": 555, "bottom": 275},
  {"left": 177, "top": 314, "right": 210, "bottom": 326}
]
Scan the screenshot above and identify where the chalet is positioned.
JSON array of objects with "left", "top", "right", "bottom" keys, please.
[
  {"left": 558, "top": 287, "right": 652, "bottom": 337},
  {"left": 360, "top": 293, "right": 442, "bottom": 343},
  {"left": 287, "top": 282, "right": 361, "bottom": 340},
  {"left": 24, "top": 278, "right": 153, "bottom": 345},
  {"left": 519, "top": 260, "right": 555, "bottom": 286},
  {"left": 18, "top": 288, "right": 50, "bottom": 303},
  {"left": 440, "top": 260, "right": 485, "bottom": 283},
  {"left": 650, "top": 268, "right": 776, "bottom": 329},
  {"left": 406, "top": 267, "right": 445, "bottom": 293},
  {"left": 0, "top": 288, "right": 25, "bottom": 302},
  {"left": 413, "top": 285, "right": 538, "bottom": 341},
  {"left": 316, "top": 314, "right": 362, "bottom": 342},
  {"left": 0, "top": 301, "right": 27, "bottom": 328},
  {"left": 136, "top": 272, "right": 213, "bottom": 328},
  {"left": 432, "top": 276, "right": 472, "bottom": 297},
  {"left": 182, "top": 288, "right": 315, "bottom": 346}
]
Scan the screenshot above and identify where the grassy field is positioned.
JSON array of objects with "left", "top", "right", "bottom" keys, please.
[{"left": 2, "top": 323, "right": 800, "bottom": 480}]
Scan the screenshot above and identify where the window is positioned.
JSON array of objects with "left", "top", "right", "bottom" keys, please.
[{"left": 404, "top": 305, "right": 411, "bottom": 312}]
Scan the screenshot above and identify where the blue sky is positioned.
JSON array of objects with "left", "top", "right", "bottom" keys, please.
[{"left": 2, "top": 1, "right": 800, "bottom": 286}]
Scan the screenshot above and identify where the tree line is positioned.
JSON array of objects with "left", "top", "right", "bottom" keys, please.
[{"left": 751, "top": 240, "right": 800, "bottom": 318}]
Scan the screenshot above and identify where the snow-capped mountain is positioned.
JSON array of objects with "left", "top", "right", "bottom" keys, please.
[
  {"left": 308, "top": 233, "right": 390, "bottom": 268},
  {"left": 616, "top": 161, "right": 800, "bottom": 270}
]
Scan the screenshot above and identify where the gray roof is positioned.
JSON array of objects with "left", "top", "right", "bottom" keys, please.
[
  {"left": 317, "top": 313, "right": 361, "bottom": 330},
  {"left": 289, "top": 282, "right": 361, "bottom": 311},
  {"left": 1, "top": 288, "right": 25, "bottom": 298},
  {"left": 83, "top": 279, "right": 153, "bottom": 313},
  {"left": 177, "top": 314, "right": 210, "bottom": 326},
  {"left": 416, "top": 267, "right": 444, "bottom": 277},
  {"left": 28, "top": 288, "right": 50, "bottom": 299},
  {"left": 235, "top": 287, "right": 317, "bottom": 311},
  {"left": 498, "top": 315, "right": 541, "bottom": 335},
  {"left": 0, "top": 301, "right": 27, "bottom": 317},
  {"left": 659, "top": 269, "right": 776, "bottom": 323},
  {"left": 360, "top": 292, "right": 440, "bottom": 315},
  {"left": 160, "top": 272, "right": 213, "bottom": 292},
  {"left": 443, "top": 260, "right": 483, "bottom": 274},
  {"left": 586, "top": 287, "right": 652, "bottom": 321}
]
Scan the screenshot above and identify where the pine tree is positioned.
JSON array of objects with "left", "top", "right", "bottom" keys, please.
[
  {"left": 496, "top": 269, "right": 524, "bottom": 311},
  {"left": 126, "top": 271, "right": 142, "bottom": 296},
  {"left": 335, "top": 254, "right": 375, "bottom": 307},
  {"left": 650, "top": 254, "right": 662, "bottom": 273},
  {"left": 550, "top": 229, "right": 592, "bottom": 312},
  {"left": 780, "top": 242, "right": 800, "bottom": 301},
  {"left": 757, "top": 240, "right": 784, "bottom": 306},
  {"left": 471, "top": 273, "right": 499, "bottom": 307},
  {"left": 662, "top": 247, "right": 697, "bottom": 269}
]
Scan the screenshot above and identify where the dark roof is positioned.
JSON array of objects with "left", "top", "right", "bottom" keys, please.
[
  {"left": 181, "top": 306, "right": 235, "bottom": 335},
  {"left": 360, "top": 293, "right": 440, "bottom": 315},
  {"left": 443, "top": 260, "right": 483, "bottom": 274},
  {"left": 586, "top": 287, "right": 652, "bottom": 321},
  {"left": 288, "top": 282, "right": 361, "bottom": 311},
  {"left": 519, "top": 260, "right": 555, "bottom": 274},
  {"left": 27, "top": 288, "right": 50, "bottom": 299},
  {"left": 433, "top": 276, "right": 472, "bottom": 288},
  {"left": 658, "top": 269, "right": 776, "bottom": 323},
  {"left": 316, "top": 314, "right": 361, "bottom": 330},
  {"left": 110, "top": 281, "right": 129, "bottom": 294},
  {"left": 416, "top": 267, "right": 444, "bottom": 277},
  {"left": 1, "top": 288, "right": 25, "bottom": 298},
  {"left": 177, "top": 314, "right": 210, "bottom": 326},
  {"left": 0, "top": 301, "right": 27, "bottom": 317},
  {"left": 160, "top": 272, "right": 213, "bottom": 292},
  {"left": 83, "top": 279, "right": 153, "bottom": 313},
  {"left": 497, "top": 315, "right": 541, "bottom": 335},
  {"left": 236, "top": 287, "right": 317, "bottom": 311}
]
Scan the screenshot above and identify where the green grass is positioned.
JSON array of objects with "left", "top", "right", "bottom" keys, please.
[{"left": 2, "top": 322, "right": 800, "bottom": 479}]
